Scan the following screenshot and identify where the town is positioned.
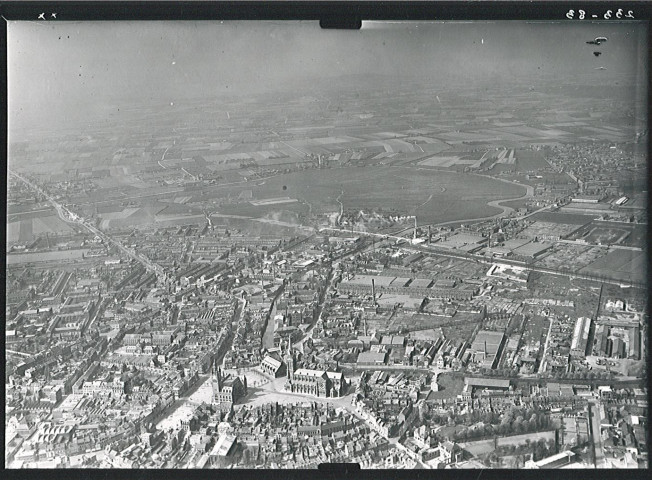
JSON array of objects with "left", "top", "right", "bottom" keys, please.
[{"left": 5, "top": 20, "right": 648, "bottom": 470}]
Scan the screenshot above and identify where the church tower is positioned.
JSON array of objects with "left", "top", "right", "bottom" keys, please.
[
  {"left": 285, "top": 338, "right": 295, "bottom": 381},
  {"left": 212, "top": 358, "right": 223, "bottom": 392}
]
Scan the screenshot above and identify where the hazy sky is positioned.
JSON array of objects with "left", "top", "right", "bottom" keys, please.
[{"left": 8, "top": 21, "right": 648, "bottom": 133}]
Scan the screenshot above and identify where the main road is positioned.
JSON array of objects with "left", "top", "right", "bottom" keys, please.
[{"left": 10, "top": 171, "right": 164, "bottom": 278}]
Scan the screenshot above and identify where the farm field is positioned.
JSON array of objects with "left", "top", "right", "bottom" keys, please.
[
  {"left": 7, "top": 214, "right": 76, "bottom": 244},
  {"left": 7, "top": 207, "right": 57, "bottom": 223}
]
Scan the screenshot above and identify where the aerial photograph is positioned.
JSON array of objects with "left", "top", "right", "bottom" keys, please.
[{"left": 5, "top": 20, "right": 648, "bottom": 469}]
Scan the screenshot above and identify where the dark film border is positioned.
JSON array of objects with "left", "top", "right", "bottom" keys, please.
[
  {"left": 0, "top": 1, "right": 651, "bottom": 21},
  {"left": 1, "top": 3, "right": 651, "bottom": 480}
]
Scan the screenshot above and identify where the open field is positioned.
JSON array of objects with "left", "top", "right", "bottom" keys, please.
[
  {"left": 460, "top": 430, "right": 556, "bottom": 457},
  {"left": 497, "top": 197, "right": 530, "bottom": 211},
  {"left": 520, "top": 313, "right": 549, "bottom": 347},
  {"left": 387, "top": 311, "right": 481, "bottom": 335},
  {"left": 537, "top": 244, "right": 608, "bottom": 271},
  {"left": 618, "top": 223, "right": 647, "bottom": 247},
  {"left": 576, "top": 221, "right": 648, "bottom": 248},
  {"left": 7, "top": 207, "right": 57, "bottom": 223},
  {"left": 7, "top": 214, "right": 76, "bottom": 244},
  {"left": 580, "top": 248, "right": 647, "bottom": 283},
  {"left": 441, "top": 321, "right": 481, "bottom": 343},
  {"left": 513, "top": 149, "right": 550, "bottom": 172},
  {"left": 580, "top": 226, "right": 630, "bottom": 245},
  {"left": 6, "top": 249, "right": 90, "bottom": 265},
  {"left": 212, "top": 166, "right": 525, "bottom": 225},
  {"left": 529, "top": 212, "right": 595, "bottom": 225},
  {"left": 219, "top": 201, "right": 309, "bottom": 220}
]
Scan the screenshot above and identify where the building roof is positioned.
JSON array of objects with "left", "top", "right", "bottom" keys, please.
[
  {"left": 390, "top": 277, "right": 411, "bottom": 287},
  {"left": 410, "top": 278, "right": 433, "bottom": 289},
  {"left": 262, "top": 355, "right": 282, "bottom": 369},
  {"left": 294, "top": 368, "right": 328, "bottom": 378},
  {"left": 533, "top": 451, "right": 575, "bottom": 467},
  {"left": 503, "top": 238, "right": 532, "bottom": 250},
  {"left": 357, "top": 351, "right": 387, "bottom": 364},
  {"left": 512, "top": 242, "right": 553, "bottom": 257},
  {"left": 326, "top": 371, "right": 343, "bottom": 380},
  {"left": 211, "top": 434, "right": 236, "bottom": 456},
  {"left": 344, "top": 274, "right": 395, "bottom": 288},
  {"left": 465, "top": 377, "right": 510, "bottom": 389},
  {"left": 434, "top": 278, "right": 456, "bottom": 288},
  {"left": 473, "top": 330, "right": 505, "bottom": 345}
]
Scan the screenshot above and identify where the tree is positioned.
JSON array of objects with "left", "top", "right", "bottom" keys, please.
[
  {"left": 419, "top": 407, "right": 428, "bottom": 424},
  {"left": 547, "top": 438, "right": 557, "bottom": 455},
  {"left": 242, "top": 447, "right": 252, "bottom": 466},
  {"left": 534, "top": 439, "right": 547, "bottom": 461},
  {"left": 586, "top": 447, "right": 596, "bottom": 466},
  {"left": 537, "top": 413, "right": 547, "bottom": 430}
]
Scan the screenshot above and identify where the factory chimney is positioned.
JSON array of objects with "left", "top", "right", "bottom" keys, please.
[{"left": 371, "top": 278, "right": 376, "bottom": 305}]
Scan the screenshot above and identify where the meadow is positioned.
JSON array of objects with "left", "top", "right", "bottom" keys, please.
[{"left": 217, "top": 166, "right": 525, "bottom": 226}]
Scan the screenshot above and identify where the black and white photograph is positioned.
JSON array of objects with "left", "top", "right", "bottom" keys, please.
[{"left": 5, "top": 15, "right": 649, "bottom": 469}]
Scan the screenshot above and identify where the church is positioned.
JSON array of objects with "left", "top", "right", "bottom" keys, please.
[
  {"left": 283, "top": 342, "right": 346, "bottom": 398},
  {"left": 211, "top": 359, "right": 247, "bottom": 412}
]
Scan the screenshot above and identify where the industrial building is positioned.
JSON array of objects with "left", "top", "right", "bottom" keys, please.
[
  {"left": 628, "top": 327, "right": 641, "bottom": 360},
  {"left": 465, "top": 377, "right": 511, "bottom": 393},
  {"left": 570, "top": 317, "right": 591, "bottom": 358},
  {"left": 338, "top": 274, "right": 477, "bottom": 300},
  {"left": 357, "top": 351, "right": 389, "bottom": 367},
  {"left": 470, "top": 330, "right": 506, "bottom": 369}
]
